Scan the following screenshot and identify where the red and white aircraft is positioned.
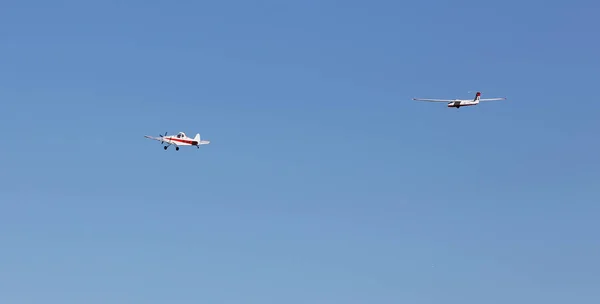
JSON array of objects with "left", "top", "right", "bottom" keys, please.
[
  {"left": 413, "top": 92, "right": 506, "bottom": 108},
  {"left": 144, "top": 131, "right": 210, "bottom": 151}
]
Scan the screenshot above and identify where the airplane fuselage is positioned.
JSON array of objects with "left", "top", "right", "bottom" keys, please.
[
  {"left": 163, "top": 137, "right": 199, "bottom": 146},
  {"left": 448, "top": 100, "right": 479, "bottom": 108}
]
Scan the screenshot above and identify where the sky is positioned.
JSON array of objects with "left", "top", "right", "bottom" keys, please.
[{"left": 1, "top": 0, "right": 599, "bottom": 303}]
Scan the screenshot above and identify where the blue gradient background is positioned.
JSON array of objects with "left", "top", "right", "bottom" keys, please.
[{"left": 1, "top": 0, "right": 599, "bottom": 303}]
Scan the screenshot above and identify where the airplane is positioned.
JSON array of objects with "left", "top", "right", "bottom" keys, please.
[
  {"left": 144, "top": 131, "right": 210, "bottom": 151},
  {"left": 412, "top": 92, "right": 506, "bottom": 108}
]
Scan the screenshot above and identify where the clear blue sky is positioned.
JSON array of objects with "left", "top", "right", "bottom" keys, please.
[{"left": 1, "top": 0, "right": 599, "bottom": 303}]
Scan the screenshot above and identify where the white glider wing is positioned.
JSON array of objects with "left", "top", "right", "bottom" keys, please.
[
  {"left": 479, "top": 97, "right": 506, "bottom": 101},
  {"left": 412, "top": 98, "right": 455, "bottom": 102}
]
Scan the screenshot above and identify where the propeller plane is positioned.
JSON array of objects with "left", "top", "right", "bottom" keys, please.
[{"left": 144, "top": 132, "right": 210, "bottom": 151}]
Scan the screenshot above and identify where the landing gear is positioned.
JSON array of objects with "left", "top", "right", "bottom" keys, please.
[{"left": 162, "top": 145, "right": 179, "bottom": 151}]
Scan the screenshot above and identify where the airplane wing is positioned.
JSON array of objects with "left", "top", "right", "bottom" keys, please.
[
  {"left": 412, "top": 98, "right": 454, "bottom": 102},
  {"left": 479, "top": 98, "right": 506, "bottom": 101},
  {"left": 144, "top": 135, "right": 181, "bottom": 146},
  {"left": 144, "top": 135, "right": 162, "bottom": 141}
]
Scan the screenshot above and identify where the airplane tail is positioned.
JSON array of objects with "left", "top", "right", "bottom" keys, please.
[
  {"left": 474, "top": 92, "right": 481, "bottom": 101},
  {"left": 194, "top": 133, "right": 210, "bottom": 145}
]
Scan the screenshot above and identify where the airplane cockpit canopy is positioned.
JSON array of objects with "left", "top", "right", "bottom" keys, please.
[{"left": 177, "top": 132, "right": 186, "bottom": 138}]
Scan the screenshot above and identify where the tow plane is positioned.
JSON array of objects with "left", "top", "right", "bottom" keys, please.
[
  {"left": 144, "top": 132, "right": 210, "bottom": 151},
  {"left": 413, "top": 92, "right": 506, "bottom": 108}
]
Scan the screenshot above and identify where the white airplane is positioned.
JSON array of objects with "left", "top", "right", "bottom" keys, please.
[
  {"left": 413, "top": 91, "right": 506, "bottom": 108},
  {"left": 144, "top": 131, "right": 210, "bottom": 151}
]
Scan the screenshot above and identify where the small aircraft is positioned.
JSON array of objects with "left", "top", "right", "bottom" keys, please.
[
  {"left": 144, "top": 131, "right": 210, "bottom": 151},
  {"left": 413, "top": 91, "right": 506, "bottom": 108}
]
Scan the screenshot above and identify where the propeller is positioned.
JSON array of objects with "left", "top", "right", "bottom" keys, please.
[{"left": 158, "top": 132, "right": 167, "bottom": 144}]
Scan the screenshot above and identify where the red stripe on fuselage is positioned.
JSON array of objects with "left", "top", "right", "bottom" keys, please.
[{"left": 167, "top": 137, "right": 198, "bottom": 145}]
